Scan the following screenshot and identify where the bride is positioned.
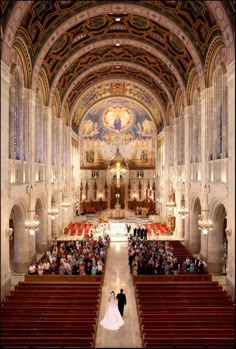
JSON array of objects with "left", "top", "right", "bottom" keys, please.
[{"left": 100, "top": 291, "right": 125, "bottom": 330}]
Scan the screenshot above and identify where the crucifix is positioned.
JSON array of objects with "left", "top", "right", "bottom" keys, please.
[{"left": 110, "top": 161, "right": 127, "bottom": 188}]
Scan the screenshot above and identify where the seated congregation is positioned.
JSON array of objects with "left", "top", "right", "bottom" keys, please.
[
  {"left": 128, "top": 237, "right": 207, "bottom": 276},
  {"left": 28, "top": 236, "right": 108, "bottom": 276}
]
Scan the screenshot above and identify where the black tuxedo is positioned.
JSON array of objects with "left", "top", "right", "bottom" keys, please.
[{"left": 116, "top": 292, "right": 127, "bottom": 317}]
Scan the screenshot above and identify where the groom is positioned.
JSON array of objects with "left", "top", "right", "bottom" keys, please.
[{"left": 116, "top": 289, "right": 127, "bottom": 317}]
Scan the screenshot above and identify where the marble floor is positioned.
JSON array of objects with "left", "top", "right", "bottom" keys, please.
[{"left": 95, "top": 241, "right": 142, "bottom": 348}]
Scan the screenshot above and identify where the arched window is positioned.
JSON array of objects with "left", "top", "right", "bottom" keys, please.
[
  {"left": 63, "top": 126, "right": 67, "bottom": 166},
  {"left": 9, "top": 70, "right": 22, "bottom": 160},
  {"left": 177, "top": 113, "right": 185, "bottom": 165},
  {"left": 192, "top": 91, "right": 201, "bottom": 163},
  {"left": 51, "top": 113, "right": 59, "bottom": 165},
  {"left": 215, "top": 67, "right": 228, "bottom": 159},
  {"left": 168, "top": 124, "right": 174, "bottom": 167},
  {"left": 35, "top": 93, "right": 47, "bottom": 163}
]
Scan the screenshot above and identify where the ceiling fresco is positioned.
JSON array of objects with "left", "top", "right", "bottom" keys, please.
[
  {"left": 72, "top": 80, "right": 163, "bottom": 128},
  {"left": 1, "top": 1, "right": 234, "bottom": 129},
  {"left": 80, "top": 98, "right": 156, "bottom": 169}
]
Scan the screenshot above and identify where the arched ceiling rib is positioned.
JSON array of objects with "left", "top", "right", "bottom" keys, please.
[
  {"left": 48, "top": 39, "right": 187, "bottom": 108},
  {"left": 60, "top": 61, "right": 174, "bottom": 117},
  {"left": 25, "top": 3, "right": 206, "bottom": 91},
  {"left": 1, "top": 1, "right": 234, "bottom": 129},
  {"left": 2, "top": 1, "right": 234, "bottom": 65}
]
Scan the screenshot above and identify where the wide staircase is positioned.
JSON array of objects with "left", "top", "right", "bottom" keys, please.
[
  {"left": 0, "top": 281, "right": 101, "bottom": 347},
  {"left": 133, "top": 240, "right": 236, "bottom": 348}
]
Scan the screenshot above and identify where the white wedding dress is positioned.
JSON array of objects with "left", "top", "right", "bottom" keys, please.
[{"left": 100, "top": 293, "right": 125, "bottom": 330}]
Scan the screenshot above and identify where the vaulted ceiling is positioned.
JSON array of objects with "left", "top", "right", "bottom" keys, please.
[{"left": 1, "top": 1, "right": 235, "bottom": 130}]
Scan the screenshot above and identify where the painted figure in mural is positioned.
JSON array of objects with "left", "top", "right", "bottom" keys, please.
[{"left": 114, "top": 116, "right": 121, "bottom": 131}]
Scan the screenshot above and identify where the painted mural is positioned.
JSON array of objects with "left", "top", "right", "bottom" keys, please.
[{"left": 79, "top": 98, "right": 156, "bottom": 168}]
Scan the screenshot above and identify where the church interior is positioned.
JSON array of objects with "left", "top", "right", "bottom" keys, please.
[{"left": 1, "top": 1, "right": 235, "bottom": 348}]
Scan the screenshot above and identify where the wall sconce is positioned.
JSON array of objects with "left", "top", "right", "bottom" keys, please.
[
  {"left": 48, "top": 208, "right": 59, "bottom": 220},
  {"left": 225, "top": 227, "right": 232, "bottom": 237},
  {"left": 25, "top": 215, "right": 39, "bottom": 235},
  {"left": 6, "top": 227, "right": 14, "bottom": 239}
]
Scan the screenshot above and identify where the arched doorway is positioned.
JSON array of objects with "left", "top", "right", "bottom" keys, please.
[
  {"left": 9, "top": 203, "right": 29, "bottom": 273},
  {"left": 9, "top": 219, "right": 14, "bottom": 272},
  {"left": 208, "top": 203, "right": 227, "bottom": 275},
  {"left": 189, "top": 197, "right": 201, "bottom": 253},
  {"left": 110, "top": 175, "right": 125, "bottom": 209}
]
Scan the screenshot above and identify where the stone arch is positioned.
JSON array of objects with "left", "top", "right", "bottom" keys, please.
[
  {"left": 211, "top": 62, "right": 228, "bottom": 160},
  {"left": 51, "top": 47, "right": 185, "bottom": 109},
  {"left": 8, "top": 198, "right": 28, "bottom": 274},
  {"left": 62, "top": 103, "right": 70, "bottom": 127},
  {"left": 3, "top": 2, "right": 233, "bottom": 74},
  {"left": 204, "top": 37, "right": 225, "bottom": 88},
  {"left": 38, "top": 69, "right": 50, "bottom": 106},
  {"left": 30, "top": 3, "right": 205, "bottom": 91},
  {"left": 34, "top": 195, "right": 47, "bottom": 254},
  {"left": 165, "top": 103, "right": 175, "bottom": 126},
  {"left": 51, "top": 89, "right": 62, "bottom": 119},
  {"left": 189, "top": 195, "right": 201, "bottom": 253},
  {"left": 207, "top": 199, "right": 228, "bottom": 274},
  {"left": 175, "top": 88, "right": 184, "bottom": 119},
  {"left": 186, "top": 68, "right": 200, "bottom": 106},
  {"left": 12, "top": 37, "right": 32, "bottom": 88}
]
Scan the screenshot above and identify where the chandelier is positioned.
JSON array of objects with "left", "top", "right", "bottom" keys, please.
[
  {"left": 61, "top": 202, "right": 70, "bottom": 211},
  {"left": 48, "top": 208, "right": 59, "bottom": 220},
  {"left": 178, "top": 195, "right": 189, "bottom": 219},
  {"left": 25, "top": 215, "right": 40, "bottom": 235},
  {"left": 198, "top": 215, "right": 213, "bottom": 235},
  {"left": 178, "top": 207, "right": 189, "bottom": 219}
]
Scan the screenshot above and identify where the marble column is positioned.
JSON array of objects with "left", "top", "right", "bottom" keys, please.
[
  {"left": 45, "top": 107, "right": 52, "bottom": 242},
  {"left": 183, "top": 106, "right": 191, "bottom": 246},
  {"left": 57, "top": 118, "right": 63, "bottom": 234},
  {"left": 1, "top": 60, "right": 11, "bottom": 298},
  {"left": 225, "top": 60, "right": 235, "bottom": 300},
  {"left": 207, "top": 222, "right": 224, "bottom": 274},
  {"left": 163, "top": 126, "right": 170, "bottom": 219},
  {"left": 188, "top": 210, "right": 201, "bottom": 253}
]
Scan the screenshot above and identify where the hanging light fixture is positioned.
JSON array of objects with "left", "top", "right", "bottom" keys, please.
[
  {"left": 61, "top": 202, "right": 70, "bottom": 211},
  {"left": 198, "top": 215, "right": 213, "bottom": 235},
  {"left": 48, "top": 208, "right": 59, "bottom": 220},
  {"left": 25, "top": 215, "right": 40, "bottom": 235},
  {"left": 178, "top": 196, "right": 189, "bottom": 219}
]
